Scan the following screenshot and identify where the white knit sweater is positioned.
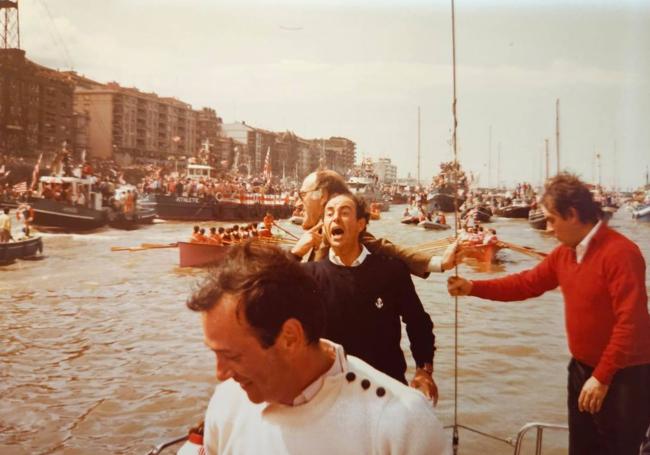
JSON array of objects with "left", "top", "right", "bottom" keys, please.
[{"left": 203, "top": 351, "right": 451, "bottom": 455}]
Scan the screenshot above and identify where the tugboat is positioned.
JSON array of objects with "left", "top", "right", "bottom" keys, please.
[{"left": 29, "top": 175, "right": 108, "bottom": 231}]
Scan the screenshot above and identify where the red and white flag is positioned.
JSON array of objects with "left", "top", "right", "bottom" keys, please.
[
  {"left": 263, "top": 146, "right": 272, "bottom": 182},
  {"left": 29, "top": 153, "right": 43, "bottom": 191},
  {"left": 13, "top": 181, "right": 28, "bottom": 193}
]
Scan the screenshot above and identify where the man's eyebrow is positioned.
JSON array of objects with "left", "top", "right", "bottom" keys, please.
[{"left": 203, "top": 342, "right": 233, "bottom": 355}]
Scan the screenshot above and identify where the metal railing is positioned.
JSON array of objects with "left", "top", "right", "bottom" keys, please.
[
  {"left": 512, "top": 422, "right": 569, "bottom": 455},
  {"left": 148, "top": 421, "right": 569, "bottom": 455}
]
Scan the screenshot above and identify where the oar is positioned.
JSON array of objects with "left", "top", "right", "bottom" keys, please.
[
  {"left": 415, "top": 236, "right": 456, "bottom": 250},
  {"left": 498, "top": 241, "right": 547, "bottom": 259},
  {"left": 111, "top": 243, "right": 178, "bottom": 252},
  {"left": 272, "top": 221, "right": 299, "bottom": 240},
  {"left": 111, "top": 246, "right": 149, "bottom": 252},
  {"left": 140, "top": 242, "right": 179, "bottom": 249}
]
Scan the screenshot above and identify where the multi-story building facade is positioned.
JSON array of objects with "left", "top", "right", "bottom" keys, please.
[
  {"left": 196, "top": 107, "right": 223, "bottom": 166},
  {"left": 0, "top": 49, "right": 74, "bottom": 157},
  {"left": 73, "top": 83, "right": 199, "bottom": 164},
  {"left": 373, "top": 157, "right": 398, "bottom": 183},
  {"left": 310, "top": 137, "right": 356, "bottom": 177},
  {"left": 222, "top": 121, "right": 278, "bottom": 175}
]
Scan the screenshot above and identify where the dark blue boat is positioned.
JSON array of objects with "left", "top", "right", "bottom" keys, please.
[{"left": 0, "top": 237, "right": 44, "bottom": 265}]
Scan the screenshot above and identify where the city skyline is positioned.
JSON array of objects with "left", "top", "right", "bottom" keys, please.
[{"left": 19, "top": 0, "right": 650, "bottom": 188}]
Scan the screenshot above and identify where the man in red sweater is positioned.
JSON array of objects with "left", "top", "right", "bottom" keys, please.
[{"left": 448, "top": 173, "right": 650, "bottom": 455}]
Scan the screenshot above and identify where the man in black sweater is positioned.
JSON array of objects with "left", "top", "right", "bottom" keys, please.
[{"left": 302, "top": 193, "right": 438, "bottom": 403}]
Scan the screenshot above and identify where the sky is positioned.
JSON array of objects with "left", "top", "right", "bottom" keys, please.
[{"left": 18, "top": 0, "right": 650, "bottom": 189}]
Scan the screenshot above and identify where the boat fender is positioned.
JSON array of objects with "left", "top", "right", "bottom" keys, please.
[{"left": 215, "top": 192, "right": 222, "bottom": 202}]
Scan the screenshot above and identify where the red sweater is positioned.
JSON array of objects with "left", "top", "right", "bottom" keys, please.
[{"left": 470, "top": 225, "right": 650, "bottom": 385}]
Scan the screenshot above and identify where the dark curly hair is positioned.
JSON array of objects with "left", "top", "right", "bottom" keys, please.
[
  {"left": 187, "top": 241, "right": 324, "bottom": 348},
  {"left": 542, "top": 173, "right": 602, "bottom": 224}
]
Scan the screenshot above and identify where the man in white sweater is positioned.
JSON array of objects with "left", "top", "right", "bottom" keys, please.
[{"left": 186, "top": 242, "right": 450, "bottom": 455}]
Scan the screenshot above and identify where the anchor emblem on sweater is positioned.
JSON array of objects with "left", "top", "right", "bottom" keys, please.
[{"left": 375, "top": 297, "right": 384, "bottom": 309}]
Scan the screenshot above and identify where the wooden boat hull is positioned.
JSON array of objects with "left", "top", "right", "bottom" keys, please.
[
  {"left": 0, "top": 237, "right": 43, "bottom": 264},
  {"left": 494, "top": 205, "right": 531, "bottom": 219},
  {"left": 462, "top": 206, "right": 492, "bottom": 224},
  {"left": 464, "top": 242, "right": 501, "bottom": 263},
  {"left": 426, "top": 193, "right": 465, "bottom": 213},
  {"left": 178, "top": 241, "right": 230, "bottom": 267},
  {"left": 419, "top": 220, "right": 451, "bottom": 230}
]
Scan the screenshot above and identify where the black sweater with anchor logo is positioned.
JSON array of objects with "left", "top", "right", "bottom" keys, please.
[{"left": 303, "top": 252, "right": 435, "bottom": 383}]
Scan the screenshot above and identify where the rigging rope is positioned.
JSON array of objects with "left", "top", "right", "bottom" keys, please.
[{"left": 450, "top": 0, "right": 460, "bottom": 452}]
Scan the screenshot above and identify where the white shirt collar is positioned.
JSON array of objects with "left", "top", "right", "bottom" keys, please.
[
  {"left": 292, "top": 340, "right": 347, "bottom": 406},
  {"left": 576, "top": 220, "right": 602, "bottom": 264},
  {"left": 328, "top": 245, "right": 371, "bottom": 267}
]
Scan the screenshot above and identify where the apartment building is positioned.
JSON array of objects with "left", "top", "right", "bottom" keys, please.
[
  {"left": 0, "top": 48, "right": 74, "bottom": 157},
  {"left": 312, "top": 136, "right": 356, "bottom": 176},
  {"left": 73, "top": 83, "right": 198, "bottom": 164},
  {"left": 373, "top": 157, "right": 398, "bottom": 183}
]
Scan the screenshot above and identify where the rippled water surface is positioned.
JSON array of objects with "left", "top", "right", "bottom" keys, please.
[{"left": 2, "top": 207, "right": 649, "bottom": 454}]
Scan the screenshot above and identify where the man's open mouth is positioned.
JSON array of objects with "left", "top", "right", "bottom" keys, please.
[{"left": 331, "top": 226, "right": 345, "bottom": 239}]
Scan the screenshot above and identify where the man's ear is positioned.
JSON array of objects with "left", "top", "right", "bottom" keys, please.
[{"left": 277, "top": 318, "right": 306, "bottom": 353}]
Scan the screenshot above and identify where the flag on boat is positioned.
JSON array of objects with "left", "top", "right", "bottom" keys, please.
[
  {"left": 13, "top": 181, "right": 28, "bottom": 194},
  {"left": 263, "top": 146, "right": 272, "bottom": 182},
  {"left": 29, "top": 153, "right": 43, "bottom": 191}
]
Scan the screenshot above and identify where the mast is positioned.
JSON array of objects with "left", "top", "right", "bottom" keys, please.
[
  {"left": 544, "top": 138, "right": 549, "bottom": 181},
  {"left": 497, "top": 142, "right": 501, "bottom": 189},
  {"left": 488, "top": 125, "right": 492, "bottom": 188},
  {"left": 417, "top": 106, "right": 421, "bottom": 186},
  {"left": 555, "top": 98, "right": 560, "bottom": 173}
]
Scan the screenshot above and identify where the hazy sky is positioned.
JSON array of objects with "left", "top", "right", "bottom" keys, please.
[{"left": 19, "top": 0, "right": 650, "bottom": 188}]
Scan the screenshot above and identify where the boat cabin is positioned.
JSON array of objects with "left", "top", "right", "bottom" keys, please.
[
  {"left": 186, "top": 164, "right": 215, "bottom": 181},
  {"left": 347, "top": 176, "right": 378, "bottom": 195},
  {"left": 37, "top": 175, "right": 102, "bottom": 210}
]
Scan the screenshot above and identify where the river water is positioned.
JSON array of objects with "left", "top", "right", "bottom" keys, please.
[{"left": 1, "top": 206, "right": 649, "bottom": 455}]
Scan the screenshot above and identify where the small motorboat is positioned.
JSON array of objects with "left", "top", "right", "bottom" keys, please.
[
  {"left": 0, "top": 236, "right": 44, "bottom": 265},
  {"left": 528, "top": 208, "right": 547, "bottom": 230},
  {"left": 632, "top": 204, "right": 650, "bottom": 222},
  {"left": 419, "top": 220, "right": 451, "bottom": 230},
  {"left": 400, "top": 216, "right": 419, "bottom": 225}
]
